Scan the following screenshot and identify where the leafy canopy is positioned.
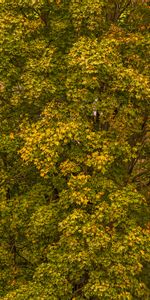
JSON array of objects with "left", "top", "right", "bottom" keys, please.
[{"left": 0, "top": 0, "right": 150, "bottom": 299}]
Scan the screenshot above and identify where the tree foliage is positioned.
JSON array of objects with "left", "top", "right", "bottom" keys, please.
[{"left": 0, "top": 0, "right": 150, "bottom": 299}]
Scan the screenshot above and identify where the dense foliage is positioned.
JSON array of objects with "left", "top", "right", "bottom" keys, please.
[{"left": 0, "top": 0, "right": 150, "bottom": 299}]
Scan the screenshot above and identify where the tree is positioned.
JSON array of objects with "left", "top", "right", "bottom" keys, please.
[{"left": 0, "top": 0, "right": 150, "bottom": 299}]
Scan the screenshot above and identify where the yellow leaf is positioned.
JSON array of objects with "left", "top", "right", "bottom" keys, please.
[{"left": 9, "top": 132, "right": 14, "bottom": 139}]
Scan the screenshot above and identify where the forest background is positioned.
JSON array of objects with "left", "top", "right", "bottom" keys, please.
[{"left": 0, "top": 0, "right": 150, "bottom": 299}]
